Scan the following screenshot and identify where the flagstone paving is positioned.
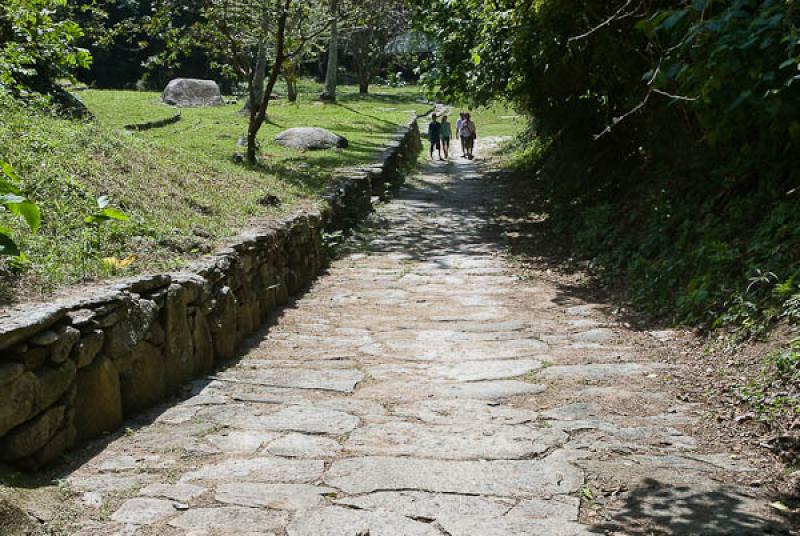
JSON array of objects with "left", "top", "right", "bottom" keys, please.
[{"left": 51, "top": 140, "right": 792, "bottom": 535}]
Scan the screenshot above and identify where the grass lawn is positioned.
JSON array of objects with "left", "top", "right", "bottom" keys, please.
[
  {"left": 79, "top": 89, "right": 178, "bottom": 126},
  {"left": 0, "top": 82, "right": 431, "bottom": 304},
  {"left": 464, "top": 102, "right": 524, "bottom": 138},
  {"left": 81, "top": 83, "right": 430, "bottom": 195}
]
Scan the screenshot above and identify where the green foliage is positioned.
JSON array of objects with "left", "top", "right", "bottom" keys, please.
[
  {"left": 84, "top": 196, "right": 129, "bottom": 226},
  {"left": 0, "top": 0, "right": 92, "bottom": 95},
  {"left": 69, "top": 0, "right": 163, "bottom": 89},
  {"left": 739, "top": 338, "right": 800, "bottom": 420},
  {"left": 416, "top": 0, "right": 800, "bottom": 334},
  {"left": 321, "top": 229, "right": 345, "bottom": 259},
  {"left": 146, "top": 0, "right": 331, "bottom": 84},
  {"left": 81, "top": 195, "right": 129, "bottom": 277},
  {"left": 349, "top": 0, "right": 411, "bottom": 92},
  {"left": 0, "top": 161, "right": 40, "bottom": 259},
  {"left": 644, "top": 0, "right": 800, "bottom": 181},
  {"left": 774, "top": 339, "right": 800, "bottom": 377},
  {"left": 782, "top": 293, "right": 800, "bottom": 324}
]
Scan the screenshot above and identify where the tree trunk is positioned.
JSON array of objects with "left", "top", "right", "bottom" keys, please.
[
  {"left": 286, "top": 76, "right": 298, "bottom": 102},
  {"left": 242, "top": 44, "right": 268, "bottom": 113},
  {"left": 320, "top": 0, "right": 339, "bottom": 102},
  {"left": 351, "top": 30, "right": 373, "bottom": 97},
  {"left": 247, "top": 0, "right": 291, "bottom": 164},
  {"left": 246, "top": 128, "right": 258, "bottom": 163},
  {"left": 317, "top": 55, "right": 326, "bottom": 82},
  {"left": 284, "top": 62, "right": 298, "bottom": 103},
  {"left": 246, "top": 70, "right": 261, "bottom": 162}
]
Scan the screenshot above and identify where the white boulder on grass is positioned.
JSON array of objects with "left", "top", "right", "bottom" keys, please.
[
  {"left": 274, "top": 127, "right": 349, "bottom": 151},
  {"left": 162, "top": 78, "right": 223, "bottom": 107}
]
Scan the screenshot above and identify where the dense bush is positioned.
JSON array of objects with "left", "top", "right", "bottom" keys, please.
[
  {"left": 415, "top": 0, "right": 800, "bottom": 335},
  {"left": 0, "top": 0, "right": 91, "bottom": 96}
]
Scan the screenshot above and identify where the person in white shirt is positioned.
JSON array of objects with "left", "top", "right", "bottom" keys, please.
[{"left": 459, "top": 113, "right": 477, "bottom": 159}]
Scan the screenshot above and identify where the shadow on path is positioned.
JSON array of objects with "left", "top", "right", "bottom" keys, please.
[
  {"left": 589, "top": 478, "right": 794, "bottom": 535},
  {"left": 3, "top": 139, "right": 795, "bottom": 536}
]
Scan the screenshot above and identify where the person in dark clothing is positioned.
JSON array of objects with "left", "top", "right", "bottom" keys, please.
[{"left": 428, "top": 113, "right": 443, "bottom": 160}]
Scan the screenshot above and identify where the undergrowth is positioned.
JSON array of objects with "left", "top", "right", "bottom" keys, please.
[
  {"left": 739, "top": 338, "right": 800, "bottom": 423},
  {"left": 506, "top": 136, "right": 800, "bottom": 342}
]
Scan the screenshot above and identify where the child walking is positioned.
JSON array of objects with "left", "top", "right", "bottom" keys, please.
[
  {"left": 440, "top": 114, "right": 452, "bottom": 159},
  {"left": 428, "top": 113, "right": 443, "bottom": 160}
]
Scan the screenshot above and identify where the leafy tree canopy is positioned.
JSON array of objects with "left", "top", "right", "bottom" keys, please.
[{"left": 0, "top": 0, "right": 92, "bottom": 97}]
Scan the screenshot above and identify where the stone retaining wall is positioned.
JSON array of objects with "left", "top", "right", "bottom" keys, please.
[{"left": 0, "top": 115, "right": 423, "bottom": 469}]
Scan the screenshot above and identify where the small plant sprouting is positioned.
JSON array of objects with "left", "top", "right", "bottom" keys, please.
[
  {"left": 739, "top": 338, "right": 800, "bottom": 420},
  {"left": 80, "top": 195, "right": 129, "bottom": 278},
  {"left": 580, "top": 485, "right": 595, "bottom": 503},
  {"left": 774, "top": 339, "right": 800, "bottom": 378},
  {"left": 85, "top": 195, "right": 129, "bottom": 226},
  {"left": 0, "top": 160, "right": 41, "bottom": 264}
]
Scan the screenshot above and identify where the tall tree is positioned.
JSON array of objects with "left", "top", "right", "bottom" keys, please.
[
  {"left": 320, "top": 0, "right": 339, "bottom": 102},
  {"left": 282, "top": 5, "right": 332, "bottom": 103},
  {"left": 350, "top": 0, "right": 410, "bottom": 94},
  {"left": 242, "top": 0, "right": 290, "bottom": 162}
]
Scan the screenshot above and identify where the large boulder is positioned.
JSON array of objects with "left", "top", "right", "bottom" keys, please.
[
  {"left": 162, "top": 78, "right": 223, "bottom": 107},
  {"left": 274, "top": 127, "right": 349, "bottom": 151}
]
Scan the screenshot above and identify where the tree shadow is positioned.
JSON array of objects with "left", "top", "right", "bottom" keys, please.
[
  {"left": 335, "top": 91, "right": 423, "bottom": 106},
  {"left": 329, "top": 101, "right": 409, "bottom": 128},
  {"left": 590, "top": 478, "right": 797, "bottom": 535},
  {"left": 256, "top": 141, "right": 389, "bottom": 193}
]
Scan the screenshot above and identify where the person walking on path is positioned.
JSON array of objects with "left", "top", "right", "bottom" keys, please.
[
  {"left": 428, "top": 113, "right": 443, "bottom": 160},
  {"left": 440, "top": 114, "right": 452, "bottom": 160},
  {"left": 460, "top": 113, "right": 477, "bottom": 159},
  {"left": 456, "top": 113, "right": 466, "bottom": 157}
]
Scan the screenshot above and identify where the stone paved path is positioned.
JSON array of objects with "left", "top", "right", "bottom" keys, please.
[{"left": 54, "top": 140, "right": 792, "bottom": 535}]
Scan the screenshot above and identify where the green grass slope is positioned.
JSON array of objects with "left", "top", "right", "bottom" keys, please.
[{"left": 0, "top": 83, "right": 430, "bottom": 304}]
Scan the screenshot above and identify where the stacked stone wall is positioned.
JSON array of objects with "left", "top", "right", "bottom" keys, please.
[{"left": 0, "top": 116, "right": 423, "bottom": 469}]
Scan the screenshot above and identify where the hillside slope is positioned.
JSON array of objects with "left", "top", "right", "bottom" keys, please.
[{"left": 0, "top": 86, "right": 430, "bottom": 304}]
